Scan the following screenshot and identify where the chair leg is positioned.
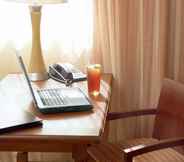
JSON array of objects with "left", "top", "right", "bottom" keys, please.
[
  {"left": 87, "top": 156, "right": 96, "bottom": 162},
  {"left": 17, "top": 152, "right": 28, "bottom": 162},
  {"left": 72, "top": 144, "right": 90, "bottom": 162}
]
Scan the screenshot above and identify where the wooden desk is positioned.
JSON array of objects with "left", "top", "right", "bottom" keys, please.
[{"left": 0, "top": 74, "right": 112, "bottom": 162}]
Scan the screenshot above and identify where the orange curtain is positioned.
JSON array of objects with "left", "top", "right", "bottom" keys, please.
[
  {"left": 166, "top": 0, "right": 184, "bottom": 82},
  {"left": 93, "top": 0, "right": 169, "bottom": 141}
]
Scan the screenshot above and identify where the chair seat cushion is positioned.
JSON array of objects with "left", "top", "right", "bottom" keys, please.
[{"left": 88, "top": 138, "right": 184, "bottom": 162}]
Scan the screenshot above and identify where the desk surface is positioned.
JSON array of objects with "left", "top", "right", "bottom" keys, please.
[{"left": 0, "top": 73, "right": 112, "bottom": 152}]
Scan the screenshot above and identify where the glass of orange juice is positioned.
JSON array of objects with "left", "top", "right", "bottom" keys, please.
[{"left": 87, "top": 64, "right": 101, "bottom": 96}]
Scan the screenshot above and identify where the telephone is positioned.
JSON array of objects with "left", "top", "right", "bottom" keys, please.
[{"left": 49, "top": 63, "right": 87, "bottom": 85}]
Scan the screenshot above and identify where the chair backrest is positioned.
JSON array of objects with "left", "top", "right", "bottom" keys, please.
[{"left": 153, "top": 79, "right": 184, "bottom": 140}]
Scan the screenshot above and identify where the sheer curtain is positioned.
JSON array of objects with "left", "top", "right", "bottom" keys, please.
[{"left": 0, "top": 0, "right": 93, "bottom": 77}]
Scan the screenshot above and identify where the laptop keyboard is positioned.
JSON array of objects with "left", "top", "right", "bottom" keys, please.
[{"left": 37, "top": 89, "right": 67, "bottom": 106}]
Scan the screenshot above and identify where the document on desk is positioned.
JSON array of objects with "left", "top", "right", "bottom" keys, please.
[{"left": 0, "top": 108, "right": 42, "bottom": 134}]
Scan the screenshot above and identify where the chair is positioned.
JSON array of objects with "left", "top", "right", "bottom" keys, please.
[{"left": 87, "top": 79, "right": 184, "bottom": 162}]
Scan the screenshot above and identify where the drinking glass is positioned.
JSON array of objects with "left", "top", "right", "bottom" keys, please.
[{"left": 87, "top": 64, "right": 101, "bottom": 96}]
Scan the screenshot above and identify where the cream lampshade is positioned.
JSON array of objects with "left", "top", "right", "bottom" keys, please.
[{"left": 4, "top": 0, "right": 67, "bottom": 81}]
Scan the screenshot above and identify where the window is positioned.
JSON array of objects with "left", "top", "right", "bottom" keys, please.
[{"left": 0, "top": 0, "right": 93, "bottom": 56}]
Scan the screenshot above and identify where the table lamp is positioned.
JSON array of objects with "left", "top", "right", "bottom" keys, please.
[{"left": 4, "top": 0, "right": 67, "bottom": 81}]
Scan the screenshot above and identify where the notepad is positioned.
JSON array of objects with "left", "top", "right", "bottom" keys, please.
[{"left": 0, "top": 109, "right": 42, "bottom": 134}]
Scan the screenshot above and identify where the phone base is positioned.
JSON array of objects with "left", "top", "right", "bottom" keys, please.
[{"left": 29, "top": 72, "right": 49, "bottom": 81}]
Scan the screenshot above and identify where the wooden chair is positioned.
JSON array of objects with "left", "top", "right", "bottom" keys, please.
[{"left": 87, "top": 79, "right": 184, "bottom": 162}]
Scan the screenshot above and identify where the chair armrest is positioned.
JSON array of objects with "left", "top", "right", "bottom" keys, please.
[
  {"left": 107, "top": 108, "right": 157, "bottom": 121},
  {"left": 124, "top": 137, "right": 184, "bottom": 162}
]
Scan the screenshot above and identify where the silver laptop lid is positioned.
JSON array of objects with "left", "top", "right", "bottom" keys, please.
[{"left": 16, "top": 53, "right": 37, "bottom": 105}]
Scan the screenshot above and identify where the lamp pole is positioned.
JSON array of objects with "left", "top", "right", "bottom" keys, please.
[{"left": 28, "top": 6, "right": 49, "bottom": 81}]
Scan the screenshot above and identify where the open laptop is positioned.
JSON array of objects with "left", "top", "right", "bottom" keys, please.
[{"left": 16, "top": 55, "right": 93, "bottom": 114}]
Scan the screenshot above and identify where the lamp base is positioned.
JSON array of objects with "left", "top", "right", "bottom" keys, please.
[{"left": 29, "top": 72, "right": 49, "bottom": 81}]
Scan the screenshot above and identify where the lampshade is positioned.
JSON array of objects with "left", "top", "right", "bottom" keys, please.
[{"left": 4, "top": 0, "right": 67, "bottom": 5}]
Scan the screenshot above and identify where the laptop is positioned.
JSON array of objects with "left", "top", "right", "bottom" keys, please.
[{"left": 16, "top": 55, "right": 93, "bottom": 114}]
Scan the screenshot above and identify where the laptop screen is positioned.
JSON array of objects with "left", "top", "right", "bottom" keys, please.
[{"left": 16, "top": 55, "right": 37, "bottom": 105}]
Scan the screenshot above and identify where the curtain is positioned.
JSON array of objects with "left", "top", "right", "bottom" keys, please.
[
  {"left": 93, "top": 0, "right": 169, "bottom": 141},
  {"left": 0, "top": 0, "right": 93, "bottom": 77},
  {"left": 166, "top": 0, "right": 184, "bottom": 82}
]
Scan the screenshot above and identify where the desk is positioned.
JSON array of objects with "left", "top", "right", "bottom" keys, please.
[{"left": 0, "top": 73, "right": 112, "bottom": 162}]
